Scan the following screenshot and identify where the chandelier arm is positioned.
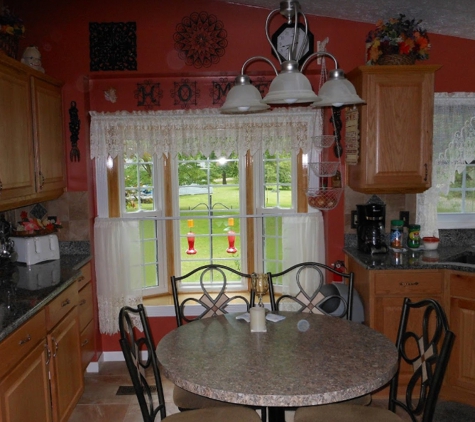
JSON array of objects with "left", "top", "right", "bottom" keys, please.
[
  {"left": 292, "top": 9, "right": 309, "bottom": 62},
  {"left": 240, "top": 56, "right": 279, "bottom": 76},
  {"left": 265, "top": 8, "right": 283, "bottom": 65},
  {"left": 301, "top": 51, "right": 339, "bottom": 72}
]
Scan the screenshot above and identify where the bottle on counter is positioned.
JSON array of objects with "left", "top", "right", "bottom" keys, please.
[
  {"left": 390, "top": 219, "right": 404, "bottom": 248},
  {"left": 407, "top": 224, "right": 421, "bottom": 249}
]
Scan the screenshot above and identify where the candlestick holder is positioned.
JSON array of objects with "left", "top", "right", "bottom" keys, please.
[{"left": 251, "top": 273, "right": 269, "bottom": 307}]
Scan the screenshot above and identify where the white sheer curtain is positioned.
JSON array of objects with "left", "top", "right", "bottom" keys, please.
[
  {"left": 281, "top": 213, "right": 325, "bottom": 295},
  {"left": 416, "top": 93, "right": 475, "bottom": 237},
  {"left": 94, "top": 219, "right": 144, "bottom": 334},
  {"left": 89, "top": 107, "right": 320, "bottom": 159}
]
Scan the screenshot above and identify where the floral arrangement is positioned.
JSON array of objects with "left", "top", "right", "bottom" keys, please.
[
  {"left": 13, "top": 211, "right": 62, "bottom": 235},
  {"left": 0, "top": 6, "right": 25, "bottom": 37},
  {"left": 366, "top": 14, "right": 430, "bottom": 65}
]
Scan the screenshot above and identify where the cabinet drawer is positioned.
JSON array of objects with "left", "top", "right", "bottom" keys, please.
[
  {"left": 0, "top": 308, "right": 46, "bottom": 378},
  {"left": 374, "top": 271, "right": 443, "bottom": 295},
  {"left": 450, "top": 272, "right": 475, "bottom": 299},
  {"left": 76, "top": 263, "right": 91, "bottom": 291},
  {"left": 80, "top": 320, "right": 95, "bottom": 372},
  {"left": 78, "top": 282, "right": 93, "bottom": 331},
  {"left": 46, "top": 282, "right": 78, "bottom": 331}
]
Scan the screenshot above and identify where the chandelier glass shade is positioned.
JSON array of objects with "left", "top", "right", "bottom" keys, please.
[{"left": 220, "top": 0, "right": 364, "bottom": 113}]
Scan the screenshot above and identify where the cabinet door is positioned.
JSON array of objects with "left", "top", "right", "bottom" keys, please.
[
  {"left": 347, "top": 65, "right": 440, "bottom": 194},
  {"left": 0, "top": 341, "right": 52, "bottom": 422},
  {"left": 449, "top": 297, "right": 475, "bottom": 392},
  {"left": 31, "top": 77, "right": 66, "bottom": 194},
  {"left": 0, "top": 60, "right": 36, "bottom": 201},
  {"left": 48, "top": 310, "right": 84, "bottom": 422}
]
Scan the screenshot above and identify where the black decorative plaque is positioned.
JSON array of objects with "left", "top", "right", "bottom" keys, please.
[
  {"left": 134, "top": 80, "right": 163, "bottom": 109},
  {"left": 173, "top": 12, "right": 227, "bottom": 68},
  {"left": 171, "top": 79, "right": 199, "bottom": 108},
  {"left": 89, "top": 22, "right": 137, "bottom": 71}
]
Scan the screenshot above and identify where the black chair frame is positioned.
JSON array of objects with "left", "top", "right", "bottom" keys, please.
[
  {"left": 388, "top": 297, "right": 455, "bottom": 422},
  {"left": 119, "top": 304, "right": 166, "bottom": 422},
  {"left": 267, "top": 261, "right": 354, "bottom": 320},
  {"left": 171, "top": 264, "right": 253, "bottom": 327}
]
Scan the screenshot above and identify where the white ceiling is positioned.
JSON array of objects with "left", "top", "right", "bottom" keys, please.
[{"left": 220, "top": 0, "right": 475, "bottom": 40}]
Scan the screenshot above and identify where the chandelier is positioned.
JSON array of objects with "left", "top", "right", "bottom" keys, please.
[{"left": 221, "top": 0, "right": 364, "bottom": 113}]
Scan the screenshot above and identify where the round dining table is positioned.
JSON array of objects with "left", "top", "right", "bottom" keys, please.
[{"left": 156, "top": 312, "right": 398, "bottom": 422}]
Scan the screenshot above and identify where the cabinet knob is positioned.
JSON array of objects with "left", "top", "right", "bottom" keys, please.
[
  {"left": 39, "top": 171, "right": 45, "bottom": 189},
  {"left": 424, "top": 163, "right": 428, "bottom": 181}
]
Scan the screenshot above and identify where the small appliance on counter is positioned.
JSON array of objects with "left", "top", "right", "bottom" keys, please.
[
  {"left": 356, "top": 203, "right": 388, "bottom": 255},
  {"left": 10, "top": 234, "right": 60, "bottom": 265}
]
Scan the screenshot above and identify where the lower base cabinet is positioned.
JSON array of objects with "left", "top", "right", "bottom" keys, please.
[
  {"left": 445, "top": 272, "right": 475, "bottom": 404},
  {"left": 0, "top": 264, "right": 90, "bottom": 422},
  {"left": 48, "top": 309, "right": 83, "bottom": 422},
  {"left": 0, "top": 341, "right": 52, "bottom": 422}
]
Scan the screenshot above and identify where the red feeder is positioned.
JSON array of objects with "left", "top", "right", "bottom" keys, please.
[
  {"left": 186, "top": 220, "right": 197, "bottom": 255},
  {"left": 226, "top": 218, "right": 237, "bottom": 254}
]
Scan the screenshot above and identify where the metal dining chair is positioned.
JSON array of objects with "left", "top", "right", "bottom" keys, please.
[
  {"left": 294, "top": 298, "right": 455, "bottom": 422},
  {"left": 265, "top": 261, "right": 371, "bottom": 407},
  {"left": 267, "top": 261, "right": 354, "bottom": 320},
  {"left": 170, "top": 264, "right": 266, "bottom": 422},
  {"left": 118, "top": 304, "right": 262, "bottom": 422}
]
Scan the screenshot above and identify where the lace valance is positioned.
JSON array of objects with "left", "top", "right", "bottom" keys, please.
[{"left": 89, "top": 108, "right": 321, "bottom": 159}]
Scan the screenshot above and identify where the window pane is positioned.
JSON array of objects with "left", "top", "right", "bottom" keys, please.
[
  {"left": 438, "top": 191, "right": 462, "bottom": 213},
  {"left": 178, "top": 153, "right": 242, "bottom": 282},
  {"left": 124, "top": 153, "right": 155, "bottom": 212},
  {"left": 140, "top": 220, "right": 159, "bottom": 289},
  {"left": 263, "top": 152, "right": 292, "bottom": 208}
]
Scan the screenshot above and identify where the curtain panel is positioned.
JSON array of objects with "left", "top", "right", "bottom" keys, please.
[
  {"left": 90, "top": 107, "right": 322, "bottom": 159},
  {"left": 416, "top": 93, "right": 475, "bottom": 237}
]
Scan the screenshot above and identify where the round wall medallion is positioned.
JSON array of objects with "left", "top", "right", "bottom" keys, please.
[{"left": 174, "top": 12, "right": 228, "bottom": 69}]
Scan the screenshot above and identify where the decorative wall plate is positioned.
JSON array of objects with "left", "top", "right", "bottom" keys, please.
[{"left": 174, "top": 12, "right": 227, "bottom": 68}]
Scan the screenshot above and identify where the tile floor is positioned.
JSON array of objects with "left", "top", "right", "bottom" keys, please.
[{"left": 68, "top": 361, "right": 410, "bottom": 422}]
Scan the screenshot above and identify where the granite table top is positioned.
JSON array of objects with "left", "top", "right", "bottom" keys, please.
[
  {"left": 156, "top": 312, "right": 398, "bottom": 408},
  {"left": 0, "top": 253, "right": 92, "bottom": 342}
]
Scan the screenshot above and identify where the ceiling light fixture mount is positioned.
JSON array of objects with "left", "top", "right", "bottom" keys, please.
[{"left": 221, "top": 0, "right": 364, "bottom": 113}]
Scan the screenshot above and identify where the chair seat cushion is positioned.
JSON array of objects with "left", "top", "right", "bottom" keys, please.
[
  {"left": 166, "top": 405, "right": 262, "bottom": 421},
  {"left": 173, "top": 386, "right": 236, "bottom": 409},
  {"left": 294, "top": 403, "right": 403, "bottom": 422},
  {"left": 340, "top": 394, "right": 372, "bottom": 406}
]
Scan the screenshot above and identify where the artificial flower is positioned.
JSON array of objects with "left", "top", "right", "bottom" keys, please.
[{"left": 365, "top": 14, "right": 430, "bottom": 65}]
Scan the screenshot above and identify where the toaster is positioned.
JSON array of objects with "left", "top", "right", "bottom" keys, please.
[{"left": 11, "top": 234, "right": 60, "bottom": 265}]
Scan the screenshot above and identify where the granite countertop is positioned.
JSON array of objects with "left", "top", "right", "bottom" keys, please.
[
  {"left": 157, "top": 312, "right": 398, "bottom": 407},
  {"left": 344, "top": 245, "right": 475, "bottom": 272},
  {"left": 0, "top": 248, "right": 92, "bottom": 342}
]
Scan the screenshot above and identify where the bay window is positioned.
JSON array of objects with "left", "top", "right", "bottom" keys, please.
[{"left": 91, "top": 108, "right": 323, "bottom": 332}]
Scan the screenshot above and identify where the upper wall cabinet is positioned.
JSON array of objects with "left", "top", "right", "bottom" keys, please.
[
  {"left": 0, "top": 54, "right": 66, "bottom": 212},
  {"left": 346, "top": 65, "right": 441, "bottom": 194}
]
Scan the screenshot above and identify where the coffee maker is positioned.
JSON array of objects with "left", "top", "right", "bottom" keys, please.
[{"left": 356, "top": 204, "right": 388, "bottom": 254}]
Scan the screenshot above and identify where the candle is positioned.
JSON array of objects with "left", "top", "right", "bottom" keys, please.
[
  {"left": 187, "top": 219, "right": 193, "bottom": 228},
  {"left": 250, "top": 306, "right": 266, "bottom": 332},
  {"left": 228, "top": 217, "right": 234, "bottom": 226}
]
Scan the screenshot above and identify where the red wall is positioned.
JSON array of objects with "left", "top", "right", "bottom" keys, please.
[{"left": 8, "top": 0, "right": 475, "bottom": 353}]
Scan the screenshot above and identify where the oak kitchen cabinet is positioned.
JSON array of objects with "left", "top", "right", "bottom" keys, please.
[
  {"left": 347, "top": 256, "right": 444, "bottom": 396},
  {"left": 0, "top": 263, "right": 92, "bottom": 422},
  {"left": 445, "top": 271, "right": 475, "bottom": 404},
  {"left": 0, "top": 53, "right": 66, "bottom": 211},
  {"left": 76, "top": 262, "right": 95, "bottom": 371},
  {"left": 346, "top": 65, "right": 441, "bottom": 194}
]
